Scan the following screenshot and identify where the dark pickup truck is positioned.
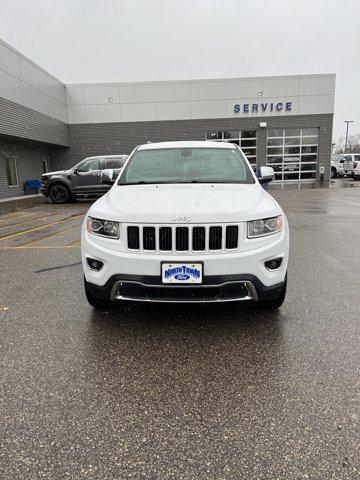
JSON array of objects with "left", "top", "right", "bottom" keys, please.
[{"left": 41, "top": 155, "right": 128, "bottom": 203}]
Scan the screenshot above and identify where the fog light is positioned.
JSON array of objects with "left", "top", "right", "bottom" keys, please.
[
  {"left": 87, "top": 258, "right": 104, "bottom": 271},
  {"left": 265, "top": 258, "right": 282, "bottom": 270}
]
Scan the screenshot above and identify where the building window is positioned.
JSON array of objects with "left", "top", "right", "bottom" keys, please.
[
  {"left": 206, "top": 131, "right": 257, "bottom": 167},
  {"left": 5, "top": 157, "right": 19, "bottom": 187},
  {"left": 267, "top": 128, "right": 319, "bottom": 181}
]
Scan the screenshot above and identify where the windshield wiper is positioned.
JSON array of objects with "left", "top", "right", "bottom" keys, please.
[
  {"left": 121, "top": 180, "right": 244, "bottom": 185},
  {"left": 122, "top": 181, "right": 150, "bottom": 185},
  {"left": 122, "top": 181, "right": 179, "bottom": 185},
  {"left": 189, "top": 180, "right": 229, "bottom": 184}
]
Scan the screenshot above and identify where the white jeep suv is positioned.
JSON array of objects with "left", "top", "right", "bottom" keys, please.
[{"left": 81, "top": 141, "right": 289, "bottom": 309}]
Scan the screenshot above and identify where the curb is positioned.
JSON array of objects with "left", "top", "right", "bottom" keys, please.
[{"left": 0, "top": 195, "right": 48, "bottom": 215}]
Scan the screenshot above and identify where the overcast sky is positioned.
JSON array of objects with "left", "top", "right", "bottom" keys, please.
[{"left": 1, "top": 0, "right": 359, "bottom": 140}]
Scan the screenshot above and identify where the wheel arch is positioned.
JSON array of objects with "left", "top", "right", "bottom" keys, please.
[{"left": 47, "top": 178, "right": 71, "bottom": 190}]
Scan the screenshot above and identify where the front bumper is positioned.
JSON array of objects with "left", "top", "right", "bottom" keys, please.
[
  {"left": 86, "top": 274, "right": 286, "bottom": 303},
  {"left": 82, "top": 225, "right": 289, "bottom": 303}
]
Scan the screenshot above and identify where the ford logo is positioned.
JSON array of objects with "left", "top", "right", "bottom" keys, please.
[{"left": 174, "top": 274, "right": 190, "bottom": 281}]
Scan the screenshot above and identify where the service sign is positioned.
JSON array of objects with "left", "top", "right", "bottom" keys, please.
[
  {"left": 162, "top": 263, "right": 203, "bottom": 284},
  {"left": 234, "top": 101, "right": 292, "bottom": 115}
]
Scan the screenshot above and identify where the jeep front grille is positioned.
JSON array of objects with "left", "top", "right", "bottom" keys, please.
[
  {"left": 143, "top": 226, "right": 156, "bottom": 250},
  {"left": 127, "top": 224, "right": 239, "bottom": 253},
  {"left": 209, "top": 226, "right": 222, "bottom": 250},
  {"left": 226, "top": 226, "right": 239, "bottom": 249},
  {"left": 175, "top": 227, "right": 188, "bottom": 251},
  {"left": 159, "top": 227, "right": 172, "bottom": 251},
  {"left": 127, "top": 226, "right": 140, "bottom": 250},
  {"left": 192, "top": 227, "right": 205, "bottom": 251}
]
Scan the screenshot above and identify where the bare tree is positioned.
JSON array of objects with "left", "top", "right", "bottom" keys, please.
[{"left": 334, "top": 133, "right": 360, "bottom": 153}]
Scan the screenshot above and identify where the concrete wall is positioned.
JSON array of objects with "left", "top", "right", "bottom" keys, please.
[
  {"left": 0, "top": 97, "right": 69, "bottom": 147},
  {"left": 65, "top": 74, "right": 335, "bottom": 124},
  {"left": 0, "top": 39, "right": 68, "bottom": 149},
  {"left": 0, "top": 39, "right": 67, "bottom": 123},
  {"left": 49, "top": 113, "right": 333, "bottom": 184},
  {"left": 0, "top": 134, "right": 55, "bottom": 198},
  {"left": 0, "top": 39, "right": 69, "bottom": 199}
]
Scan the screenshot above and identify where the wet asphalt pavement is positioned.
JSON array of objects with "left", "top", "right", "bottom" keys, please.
[{"left": 0, "top": 187, "right": 360, "bottom": 479}]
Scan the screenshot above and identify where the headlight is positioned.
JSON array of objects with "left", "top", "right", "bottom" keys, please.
[
  {"left": 86, "top": 216, "right": 120, "bottom": 239},
  {"left": 247, "top": 215, "right": 284, "bottom": 238}
]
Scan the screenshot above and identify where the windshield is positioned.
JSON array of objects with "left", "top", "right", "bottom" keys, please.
[
  {"left": 331, "top": 154, "right": 343, "bottom": 161},
  {"left": 118, "top": 147, "right": 255, "bottom": 185}
]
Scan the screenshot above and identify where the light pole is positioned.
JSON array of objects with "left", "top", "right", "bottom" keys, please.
[{"left": 344, "top": 120, "right": 354, "bottom": 153}]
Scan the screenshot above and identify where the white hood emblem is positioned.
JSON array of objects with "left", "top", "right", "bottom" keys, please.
[{"left": 172, "top": 216, "right": 192, "bottom": 222}]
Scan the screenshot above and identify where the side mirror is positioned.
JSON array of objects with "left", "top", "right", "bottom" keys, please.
[
  {"left": 101, "top": 169, "right": 116, "bottom": 185},
  {"left": 73, "top": 168, "right": 79, "bottom": 175},
  {"left": 257, "top": 166, "right": 275, "bottom": 183}
]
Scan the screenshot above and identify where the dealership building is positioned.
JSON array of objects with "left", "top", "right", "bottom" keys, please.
[{"left": 0, "top": 38, "right": 335, "bottom": 199}]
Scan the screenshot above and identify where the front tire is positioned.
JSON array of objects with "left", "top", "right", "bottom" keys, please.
[
  {"left": 331, "top": 167, "right": 337, "bottom": 178},
  {"left": 256, "top": 275, "right": 287, "bottom": 310},
  {"left": 49, "top": 184, "right": 70, "bottom": 204}
]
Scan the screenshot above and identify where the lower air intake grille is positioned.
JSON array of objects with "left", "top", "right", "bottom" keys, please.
[{"left": 117, "top": 282, "right": 250, "bottom": 302}]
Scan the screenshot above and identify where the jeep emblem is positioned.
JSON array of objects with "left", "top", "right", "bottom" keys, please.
[{"left": 171, "top": 216, "right": 192, "bottom": 222}]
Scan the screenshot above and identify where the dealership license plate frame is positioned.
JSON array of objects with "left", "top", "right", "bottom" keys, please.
[{"left": 161, "top": 262, "right": 203, "bottom": 284}]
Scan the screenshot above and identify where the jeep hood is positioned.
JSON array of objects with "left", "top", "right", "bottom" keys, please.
[{"left": 90, "top": 183, "right": 280, "bottom": 223}]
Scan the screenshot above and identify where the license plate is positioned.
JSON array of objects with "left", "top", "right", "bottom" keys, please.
[{"left": 161, "top": 263, "right": 203, "bottom": 284}]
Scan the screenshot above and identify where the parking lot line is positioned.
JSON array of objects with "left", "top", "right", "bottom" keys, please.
[
  {"left": 38, "top": 203, "right": 91, "bottom": 209},
  {"left": 0, "top": 211, "right": 39, "bottom": 223},
  {"left": 15, "top": 224, "right": 81, "bottom": 247},
  {"left": 65, "top": 238, "right": 81, "bottom": 247},
  {"left": 0, "top": 212, "right": 64, "bottom": 230},
  {"left": 0, "top": 211, "right": 34, "bottom": 217},
  {"left": 0, "top": 213, "right": 84, "bottom": 241},
  {"left": 0, "top": 245, "right": 78, "bottom": 250}
]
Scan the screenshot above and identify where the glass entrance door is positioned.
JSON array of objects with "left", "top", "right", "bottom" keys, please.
[
  {"left": 206, "top": 130, "right": 257, "bottom": 169},
  {"left": 266, "top": 128, "right": 318, "bottom": 181}
]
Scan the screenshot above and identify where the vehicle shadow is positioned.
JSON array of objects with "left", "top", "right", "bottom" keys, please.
[
  {"left": 85, "top": 301, "right": 287, "bottom": 379},
  {"left": 88, "top": 300, "right": 284, "bottom": 337}
]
